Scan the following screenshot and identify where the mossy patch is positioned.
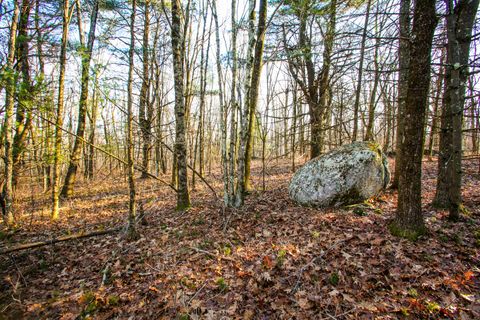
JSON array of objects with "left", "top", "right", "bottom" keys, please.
[{"left": 388, "top": 221, "right": 427, "bottom": 241}]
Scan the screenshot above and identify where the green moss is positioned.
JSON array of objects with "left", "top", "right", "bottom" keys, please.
[
  {"left": 388, "top": 221, "right": 426, "bottom": 241},
  {"left": 216, "top": 277, "right": 228, "bottom": 292},
  {"left": 407, "top": 288, "right": 418, "bottom": 298},
  {"left": 426, "top": 300, "right": 441, "bottom": 313},
  {"left": 176, "top": 202, "right": 191, "bottom": 212},
  {"left": 107, "top": 295, "right": 120, "bottom": 306},
  {"left": 276, "top": 249, "right": 287, "bottom": 267},
  {"left": 329, "top": 272, "right": 340, "bottom": 286}
]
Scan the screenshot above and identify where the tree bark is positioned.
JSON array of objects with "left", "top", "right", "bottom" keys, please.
[
  {"left": 392, "top": 0, "right": 411, "bottom": 189},
  {"left": 12, "top": 0, "right": 33, "bottom": 189},
  {"left": 243, "top": 0, "right": 268, "bottom": 197},
  {"left": 61, "top": 0, "right": 99, "bottom": 198},
  {"left": 352, "top": 0, "right": 372, "bottom": 141},
  {"left": 441, "top": 0, "right": 479, "bottom": 219},
  {"left": 390, "top": 0, "right": 437, "bottom": 240},
  {"left": 2, "top": 0, "right": 20, "bottom": 225},
  {"left": 139, "top": 0, "right": 152, "bottom": 178},
  {"left": 171, "top": 0, "right": 191, "bottom": 210},
  {"left": 52, "top": 0, "right": 71, "bottom": 220},
  {"left": 126, "top": 0, "right": 139, "bottom": 240}
]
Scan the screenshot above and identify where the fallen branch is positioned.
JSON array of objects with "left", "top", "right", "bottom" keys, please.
[{"left": 0, "top": 228, "right": 120, "bottom": 255}]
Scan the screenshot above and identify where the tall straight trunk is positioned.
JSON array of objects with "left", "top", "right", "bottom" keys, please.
[
  {"left": 315, "top": 0, "right": 336, "bottom": 156},
  {"left": 291, "top": 84, "right": 297, "bottom": 171},
  {"left": 236, "top": 0, "right": 268, "bottom": 206},
  {"left": 427, "top": 51, "right": 445, "bottom": 158},
  {"left": 236, "top": 0, "right": 257, "bottom": 205},
  {"left": 441, "top": 0, "right": 479, "bottom": 219},
  {"left": 139, "top": 0, "right": 151, "bottom": 178},
  {"left": 365, "top": 7, "right": 380, "bottom": 142},
  {"left": 198, "top": 32, "right": 210, "bottom": 180},
  {"left": 2, "top": 0, "right": 20, "bottom": 225},
  {"left": 390, "top": 0, "right": 437, "bottom": 239},
  {"left": 192, "top": 1, "right": 210, "bottom": 188},
  {"left": 171, "top": 0, "right": 191, "bottom": 210},
  {"left": 86, "top": 70, "right": 99, "bottom": 180},
  {"left": 228, "top": 0, "right": 238, "bottom": 206},
  {"left": 12, "top": 0, "right": 33, "bottom": 188},
  {"left": 381, "top": 82, "right": 393, "bottom": 152},
  {"left": 210, "top": 0, "right": 229, "bottom": 205},
  {"left": 52, "top": 0, "right": 70, "bottom": 220},
  {"left": 126, "top": 0, "right": 139, "bottom": 240},
  {"left": 243, "top": 0, "right": 268, "bottom": 194},
  {"left": 392, "top": 0, "right": 411, "bottom": 188},
  {"left": 352, "top": 0, "right": 372, "bottom": 141},
  {"left": 35, "top": 0, "right": 51, "bottom": 190},
  {"left": 61, "top": 0, "right": 99, "bottom": 198},
  {"left": 283, "top": 89, "right": 289, "bottom": 156},
  {"left": 468, "top": 77, "right": 478, "bottom": 154}
]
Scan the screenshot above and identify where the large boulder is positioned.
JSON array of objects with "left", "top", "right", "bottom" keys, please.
[{"left": 289, "top": 141, "right": 390, "bottom": 207}]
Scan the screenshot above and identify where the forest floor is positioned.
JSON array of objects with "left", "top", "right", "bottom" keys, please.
[{"left": 1, "top": 158, "right": 479, "bottom": 319}]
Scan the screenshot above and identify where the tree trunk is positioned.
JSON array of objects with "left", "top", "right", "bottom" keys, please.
[
  {"left": 86, "top": 69, "right": 99, "bottom": 180},
  {"left": 126, "top": 0, "right": 139, "bottom": 240},
  {"left": 352, "top": 0, "right": 372, "bottom": 141},
  {"left": 12, "top": 0, "right": 33, "bottom": 189},
  {"left": 139, "top": 0, "right": 151, "bottom": 178},
  {"left": 2, "top": 0, "right": 20, "bottom": 225},
  {"left": 61, "top": 0, "right": 99, "bottom": 198},
  {"left": 392, "top": 0, "right": 411, "bottom": 189},
  {"left": 243, "top": 0, "right": 268, "bottom": 196},
  {"left": 444, "top": 0, "right": 479, "bottom": 219},
  {"left": 52, "top": 0, "right": 70, "bottom": 220},
  {"left": 171, "top": 0, "right": 191, "bottom": 210},
  {"left": 365, "top": 8, "right": 380, "bottom": 142},
  {"left": 211, "top": 0, "right": 230, "bottom": 206},
  {"left": 427, "top": 50, "right": 445, "bottom": 159},
  {"left": 390, "top": 0, "right": 437, "bottom": 240},
  {"left": 235, "top": 0, "right": 257, "bottom": 206}
]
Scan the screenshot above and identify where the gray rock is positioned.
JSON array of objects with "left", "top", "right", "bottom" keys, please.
[{"left": 289, "top": 141, "right": 390, "bottom": 207}]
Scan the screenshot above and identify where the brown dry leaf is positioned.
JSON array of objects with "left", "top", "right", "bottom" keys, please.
[
  {"left": 297, "top": 298, "right": 312, "bottom": 310},
  {"left": 243, "top": 309, "right": 255, "bottom": 320}
]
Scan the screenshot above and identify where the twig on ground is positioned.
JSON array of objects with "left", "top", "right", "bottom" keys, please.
[{"left": 0, "top": 227, "right": 121, "bottom": 255}]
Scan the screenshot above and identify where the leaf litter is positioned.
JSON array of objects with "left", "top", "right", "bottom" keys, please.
[{"left": 0, "top": 158, "right": 479, "bottom": 319}]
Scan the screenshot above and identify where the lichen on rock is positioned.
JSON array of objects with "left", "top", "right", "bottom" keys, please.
[{"left": 289, "top": 141, "right": 390, "bottom": 207}]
